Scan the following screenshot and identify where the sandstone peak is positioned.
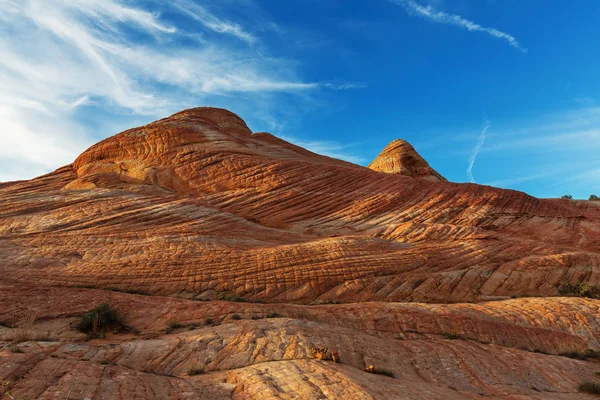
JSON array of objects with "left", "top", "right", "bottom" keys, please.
[
  {"left": 64, "top": 107, "right": 357, "bottom": 192},
  {"left": 165, "top": 107, "right": 253, "bottom": 137},
  {"left": 367, "top": 139, "right": 446, "bottom": 182}
]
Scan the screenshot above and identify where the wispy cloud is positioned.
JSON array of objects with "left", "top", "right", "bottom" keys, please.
[
  {"left": 171, "top": 0, "right": 256, "bottom": 43},
  {"left": 485, "top": 171, "right": 554, "bottom": 189},
  {"left": 467, "top": 119, "right": 490, "bottom": 183},
  {"left": 390, "top": 0, "right": 527, "bottom": 52},
  {"left": 0, "top": 0, "right": 360, "bottom": 182},
  {"left": 459, "top": 106, "right": 600, "bottom": 197},
  {"left": 323, "top": 83, "right": 368, "bottom": 91},
  {"left": 574, "top": 97, "right": 596, "bottom": 107},
  {"left": 279, "top": 135, "right": 366, "bottom": 164}
]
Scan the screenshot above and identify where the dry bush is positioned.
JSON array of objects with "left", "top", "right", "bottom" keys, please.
[
  {"left": 12, "top": 315, "right": 36, "bottom": 344},
  {"left": 364, "top": 365, "right": 395, "bottom": 378},
  {"left": 310, "top": 347, "right": 340, "bottom": 363},
  {"left": 579, "top": 381, "right": 600, "bottom": 394},
  {"left": 78, "top": 303, "right": 123, "bottom": 339},
  {"left": 188, "top": 366, "right": 205, "bottom": 376}
]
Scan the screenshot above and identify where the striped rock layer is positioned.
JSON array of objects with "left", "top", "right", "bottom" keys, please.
[
  {"left": 1, "top": 107, "right": 598, "bottom": 303},
  {"left": 2, "top": 107, "right": 600, "bottom": 399}
]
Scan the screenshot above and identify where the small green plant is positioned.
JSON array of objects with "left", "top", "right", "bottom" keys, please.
[
  {"left": 77, "top": 303, "right": 123, "bottom": 339},
  {"left": 205, "top": 318, "right": 213, "bottom": 325},
  {"left": 1, "top": 380, "right": 27, "bottom": 400},
  {"left": 251, "top": 315, "right": 261, "bottom": 320},
  {"left": 559, "top": 349, "right": 600, "bottom": 360},
  {"left": 595, "top": 371, "right": 600, "bottom": 376},
  {"left": 223, "top": 295, "right": 248, "bottom": 303},
  {"left": 559, "top": 283, "right": 600, "bottom": 298},
  {"left": 589, "top": 194, "right": 599, "bottom": 201},
  {"left": 266, "top": 312, "right": 279, "bottom": 318},
  {"left": 10, "top": 346, "right": 23, "bottom": 354},
  {"left": 443, "top": 332, "right": 461, "bottom": 340},
  {"left": 561, "top": 194, "right": 573, "bottom": 199},
  {"left": 579, "top": 381, "right": 600, "bottom": 394},
  {"left": 166, "top": 320, "right": 184, "bottom": 333},
  {"left": 99, "top": 360, "right": 115, "bottom": 366},
  {"left": 188, "top": 366, "right": 205, "bottom": 376},
  {"left": 231, "top": 314, "right": 242, "bottom": 320}
]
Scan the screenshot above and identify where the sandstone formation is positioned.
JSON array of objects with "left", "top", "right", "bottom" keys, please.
[
  {"left": 367, "top": 139, "right": 446, "bottom": 181},
  {"left": 1, "top": 107, "right": 600, "bottom": 399}
]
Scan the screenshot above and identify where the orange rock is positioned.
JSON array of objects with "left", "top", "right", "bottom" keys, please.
[
  {"left": 1, "top": 106, "right": 600, "bottom": 399},
  {"left": 367, "top": 138, "right": 446, "bottom": 181}
]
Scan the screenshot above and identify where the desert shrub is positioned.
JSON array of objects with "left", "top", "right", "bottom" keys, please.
[
  {"left": 0, "top": 320, "right": 15, "bottom": 328},
  {"left": 443, "top": 332, "right": 461, "bottom": 340},
  {"left": 223, "top": 295, "right": 248, "bottom": 303},
  {"left": 590, "top": 194, "right": 600, "bottom": 201},
  {"left": 166, "top": 320, "right": 184, "bottom": 333},
  {"left": 266, "top": 312, "right": 279, "bottom": 318},
  {"left": 12, "top": 316, "right": 36, "bottom": 344},
  {"left": 188, "top": 366, "right": 205, "bottom": 376},
  {"left": 311, "top": 347, "right": 331, "bottom": 361},
  {"left": 364, "top": 365, "right": 395, "bottom": 378},
  {"left": 310, "top": 347, "right": 340, "bottom": 363},
  {"left": 10, "top": 346, "right": 23, "bottom": 354},
  {"left": 561, "top": 194, "right": 573, "bottom": 199},
  {"left": 231, "top": 314, "right": 242, "bottom": 320},
  {"left": 33, "top": 331, "right": 55, "bottom": 342},
  {"left": 77, "top": 303, "right": 122, "bottom": 339},
  {"left": 560, "top": 349, "right": 600, "bottom": 360},
  {"left": 205, "top": 318, "right": 213, "bottom": 325},
  {"left": 559, "top": 283, "right": 600, "bottom": 298},
  {"left": 579, "top": 381, "right": 600, "bottom": 394}
]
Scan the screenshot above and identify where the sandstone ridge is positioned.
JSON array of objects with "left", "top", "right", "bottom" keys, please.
[
  {"left": 367, "top": 138, "right": 446, "bottom": 181},
  {"left": 1, "top": 106, "right": 599, "bottom": 303}
]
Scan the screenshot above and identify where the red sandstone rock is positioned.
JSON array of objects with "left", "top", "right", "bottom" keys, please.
[
  {"left": 367, "top": 139, "right": 446, "bottom": 181},
  {"left": 1, "top": 107, "right": 600, "bottom": 399}
]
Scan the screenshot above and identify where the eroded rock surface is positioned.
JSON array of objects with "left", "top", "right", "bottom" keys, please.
[
  {"left": 1, "top": 107, "right": 600, "bottom": 399},
  {"left": 1, "top": 282, "right": 600, "bottom": 399},
  {"left": 367, "top": 139, "right": 446, "bottom": 181}
]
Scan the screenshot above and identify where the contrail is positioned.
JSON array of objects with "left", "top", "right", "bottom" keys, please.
[
  {"left": 467, "top": 120, "right": 490, "bottom": 183},
  {"left": 389, "top": 0, "right": 527, "bottom": 53}
]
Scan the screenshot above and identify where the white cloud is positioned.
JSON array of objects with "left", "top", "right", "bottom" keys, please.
[
  {"left": 0, "top": 0, "right": 357, "bottom": 182},
  {"left": 390, "top": 0, "right": 527, "bottom": 52},
  {"left": 461, "top": 106, "right": 600, "bottom": 197},
  {"left": 172, "top": 0, "right": 256, "bottom": 43},
  {"left": 467, "top": 119, "right": 490, "bottom": 183}
]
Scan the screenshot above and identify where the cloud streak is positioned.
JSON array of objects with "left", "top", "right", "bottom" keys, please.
[
  {"left": 172, "top": 0, "right": 256, "bottom": 43},
  {"left": 0, "top": 0, "right": 362, "bottom": 182},
  {"left": 390, "top": 0, "right": 527, "bottom": 52},
  {"left": 467, "top": 119, "right": 490, "bottom": 183},
  {"left": 279, "top": 135, "right": 367, "bottom": 164}
]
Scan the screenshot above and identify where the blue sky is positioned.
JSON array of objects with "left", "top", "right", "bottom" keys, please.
[{"left": 0, "top": 0, "right": 598, "bottom": 199}]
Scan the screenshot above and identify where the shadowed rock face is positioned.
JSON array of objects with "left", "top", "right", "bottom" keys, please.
[
  {"left": 1, "top": 107, "right": 599, "bottom": 303},
  {"left": 1, "top": 107, "right": 600, "bottom": 399},
  {"left": 367, "top": 139, "right": 446, "bottom": 181}
]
